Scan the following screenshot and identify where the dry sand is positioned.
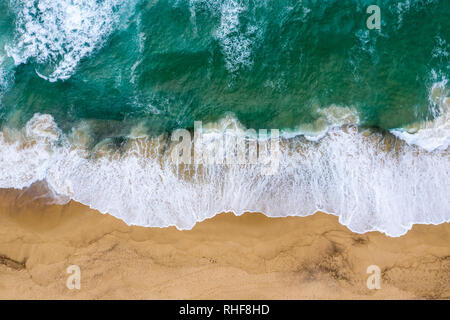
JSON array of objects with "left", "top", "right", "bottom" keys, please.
[{"left": 0, "top": 185, "right": 448, "bottom": 299}]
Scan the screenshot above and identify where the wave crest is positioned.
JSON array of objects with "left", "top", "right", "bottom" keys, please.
[
  {"left": 0, "top": 113, "right": 448, "bottom": 237},
  {"left": 6, "top": 0, "right": 136, "bottom": 81},
  {"left": 391, "top": 76, "right": 449, "bottom": 151}
]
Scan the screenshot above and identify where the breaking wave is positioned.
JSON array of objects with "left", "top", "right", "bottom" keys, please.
[{"left": 0, "top": 112, "right": 448, "bottom": 237}]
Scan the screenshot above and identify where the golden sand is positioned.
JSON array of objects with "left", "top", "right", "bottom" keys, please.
[{"left": 0, "top": 186, "right": 448, "bottom": 299}]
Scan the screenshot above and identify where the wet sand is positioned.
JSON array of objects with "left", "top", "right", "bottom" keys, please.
[{"left": 0, "top": 185, "right": 448, "bottom": 299}]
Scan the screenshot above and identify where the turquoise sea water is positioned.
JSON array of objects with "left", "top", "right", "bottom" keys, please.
[
  {"left": 0, "top": 0, "right": 448, "bottom": 134},
  {"left": 0, "top": 0, "right": 448, "bottom": 236}
]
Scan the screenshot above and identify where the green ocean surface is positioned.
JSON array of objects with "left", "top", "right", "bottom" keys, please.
[{"left": 0, "top": 0, "right": 448, "bottom": 140}]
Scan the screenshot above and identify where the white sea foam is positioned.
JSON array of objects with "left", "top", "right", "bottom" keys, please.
[
  {"left": 0, "top": 113, "right": 448, "bottom": 237},
  {"left": 291, "top": 105, "right": 360, "bottom": 141},
  {"left": 214, "top": 0, "right": 262, "bottom": 73},
  {"left": 391, "top": 76, "right": 449, "bottom": 151},
  {"left": 0, "top": 55, "right": 14, "bottom": 104},
  {"left": 6, "top": 0, "right": 135, "bottom": 82},
  {"left": 0, "top": 114, "right": 60, "bottom": 189}
]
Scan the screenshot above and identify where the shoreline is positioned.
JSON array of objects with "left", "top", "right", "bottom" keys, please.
[
  {"left": 0, "top": 187, "right": 448, "bottom": 299},
  {"left": 1, "top": 113, "right": 449, "bottom": 236}
]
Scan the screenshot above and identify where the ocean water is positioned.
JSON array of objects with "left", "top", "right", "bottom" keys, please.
[{"left": 0, "top": 0, "right": 448, "bottom": 236}]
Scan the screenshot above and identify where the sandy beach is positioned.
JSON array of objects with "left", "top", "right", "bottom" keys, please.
[{"left": 0, "top": 184, "right": 448, "bottom": 300}]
